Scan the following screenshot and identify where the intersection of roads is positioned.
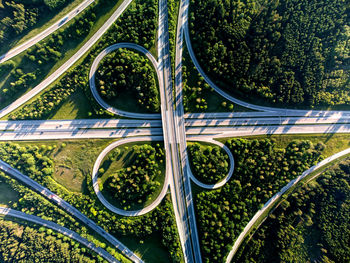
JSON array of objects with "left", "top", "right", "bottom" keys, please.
[{"left": 0, "top": 0, "right": 350, "bottom": 262}]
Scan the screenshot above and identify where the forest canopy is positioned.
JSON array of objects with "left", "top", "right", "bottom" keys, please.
[
  {"left": 235, "top": 158, "right": 350, "bottom": 263},
  {"left": 0, "top": 0, "right": 70, "bottom": 46},
  {"left": 96, "top": 49, "right": 160, "bottom": 113},
  {"left": 189, "top": 0, "right": 350, "bottom": 108}
]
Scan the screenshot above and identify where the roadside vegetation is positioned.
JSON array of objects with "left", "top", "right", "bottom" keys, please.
[
  {"left": 235, "top": 158, "right": 350, "bottom": 263},
  {"left": 168, "top": 0, "right": 179, "bottom": 76},
  {"left": 0, "top": 0, "right": 74, "bottom": 53},
  {"left": 1, "top": 0, "right": 124, "bottom": 115},
  {"left": 188, "top": 142, "right": 229, "bottom": 184},
  {"left": 8, "top": 0, "right": 159, "bottom": 120},
  {"left": 182, "top": 47, "right": 248, "bottom": 113},
  {"left": 0, "top": 140, "right": 183, "bottom": 262},
  {"left": 189, "top": 0, "right": 350, "bottom": 109},
  {"left": 0, "top": 219, "right": 104, "bottom": 262},
  {"left": 0, "top": 143, "right": 128, "bottom": 262},
  {"left": 96, "top": 49, "right": 160, "bottom": 113},
  {"left": 194, "top": 138, "right": 325, "bottom": 262},
  {"left": 231, "top": 133, "right": 350, "bottom": 158},
  {"left": 98, "top": 143, "right": 165, "bottom": 210}
]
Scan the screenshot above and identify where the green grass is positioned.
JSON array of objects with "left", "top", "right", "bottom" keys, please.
[
  {"left": 49, "top": 89, "right": 97, "bottom": 119},
  {"left": 0, "top": 0, "right": 125, "bottom": 112},
  {"left": 1, "top": 139, "right": 174, "bottom": 262},
  {"left": 10, "top": 140, "right": 115, "bottom": 193},
  {"left": 104, "top": 89, "right": 156, "bottom": 114},
  {"left": 0, "top": 183, "right": 19, "bottom": 207},
  {"left": 98, "top": 141, "right": 166, "bottom": 211},
  {"left": 219, "top": 133, "right": 350, "bottom": 158},
  {"left": 118, "top": 196, "right": 174, "bottom": 263}
]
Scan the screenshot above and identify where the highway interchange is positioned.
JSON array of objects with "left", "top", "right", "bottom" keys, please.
[{"left": 0, "top": 0, "right": 350, "bottom": 262}]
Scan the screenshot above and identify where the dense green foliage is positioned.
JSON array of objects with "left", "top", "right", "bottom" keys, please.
[
  {"left": 0, "top": 0, "right": 70, "bottom": 47},
  {"left": 235, "top": 158, "right": 350, "bottom": 263},
  {"left": 195, "top": 138, "right": 325, "bottom": 262},
  {"left": 10, "top": 0, "right": 158, "bottom": 120},
  {"left": 182, "top": 47, "right": 232, "bottom": 113},
  {"left": 97, "top": 49, "right": 160, "bottom": 113},
  {"left": 1, "top": 0, "right": 108, "bottom": 111},
  {"left": 0, "top": 145, "right": 126, "bottom": 261},
  {"left": 102, "top": 144, "right": 164, "bottom": 208},
  {"left": 0, "top": 219, "right": 103, "bottom": 262},
  {"left": 190, "top": 0, "right": 350, "bottom": 107},
  {"left": 0, "top": 141, "right": 183, "bottom": 262},
  {"left": 188, "top": 143, "right": 229, "bottom": 184}
]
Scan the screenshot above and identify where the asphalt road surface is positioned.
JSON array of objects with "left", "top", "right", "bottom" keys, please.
[
  {"left": 0, "top": 207, "right": 119, "bottom": 263},
  {"left": 0, "top": 160, "right": 143, "bottom": 263},
  {"left": 0, "top": 0, "right": 95, "bottom": 64}
]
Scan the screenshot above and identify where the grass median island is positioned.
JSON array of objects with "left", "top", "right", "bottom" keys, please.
[
  {"left": 187, "top": 142, "right": 229, "bottom": 185},
  {"left": 96, "top": 48, "right": 160, "bottom": 113},
  {"left": 235, "top": 158, "right": 350, "bottom": 263},
  {"left": 194, "top": 138, "right": 326, "bottom": 262},
  {"left": 0, "top": 142, "right": 129, "bottom": 262},
  {"left": 98, "top": 142, "right": 166, "bottom": 211},
  {"left": 189, "top": 0, "right": 350, "bottom": 110}
]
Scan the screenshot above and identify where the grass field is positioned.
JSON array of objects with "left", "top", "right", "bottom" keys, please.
[
  {"left": 10, "top": 139, "right": 114, "bottom": 193},
  {"left": 0, "top": 182, "right": 19, "bottom": 207},
  {"left": 220, "top": 133, "right": 350, "bottom": 158},
  {"left": 98, "top": 141, "right": 166, "bottom": 210},
  {"left": 119, "top": 230, "right": 172, "bottom": 263},
  {"left": 49, "top": 89, "right": 96, "bottom": 120}
]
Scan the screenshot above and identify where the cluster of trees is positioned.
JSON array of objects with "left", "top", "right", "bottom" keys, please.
[
  {"left": 0, "top": 219, "right": 102, "bottom": 262},
  {"left": 0, "top": 0, "right": 101, "bottom": 108},
  {"left": 0, "top": 0, "right": 98, "bottom": 108},
  {"left": 0, "top": 141, "right": 183, "bottom": 262},
  {"left": 182, "top": 48, "right": 233, "bottom": 113},
  {"left": 194, "top": 138, "right": 325, "bottom": 262},
  {"left": 0, "top": 142, "right": 54, "bottom": 180},
  {"left": 97, "top": 49, "right": 160, "bottom": 113},
  {"left": 188, "top": 143, "right": 229, "bottom": 184},
  {"left": 0, "top": 153, "right": 126, "bottom": 262},
  {"left": 182, "top": 48, "right": 210, "bottom": 112},
  {"left": 190, "top": 0, "right": 350, "bottom": 107},
  {"left": 9, "top": 69, "right": 77, "bottom": 120},
  {"left": 0, "top": 0, "right": 70, "bottom": 47},
  {"left": 103, "top": 144, "right": 164, "bottom": 208},
  {"left": 235, "top": 158, "right": 350, "bottom": 263},
  {"left": 11, "top": 0, "right": 159, "bottom": 120}
]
